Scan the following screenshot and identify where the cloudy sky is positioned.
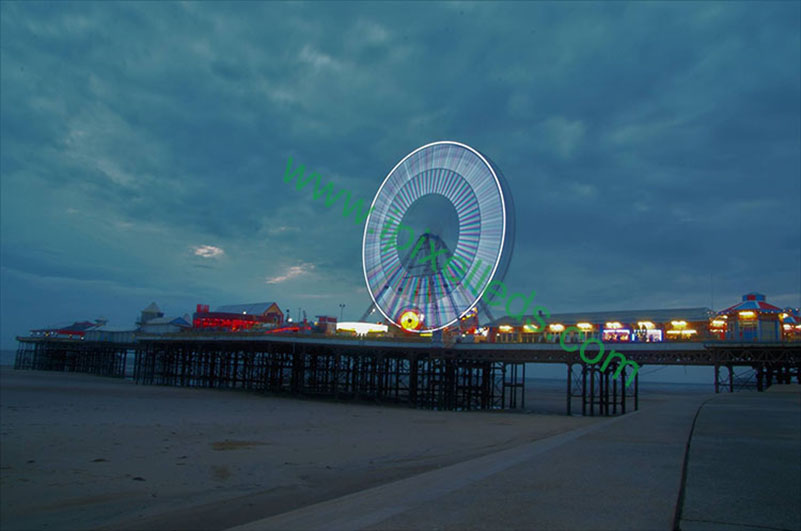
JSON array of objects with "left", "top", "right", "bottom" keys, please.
[{"left": 1, "top": 1, "right": 799, "bottom": 349}]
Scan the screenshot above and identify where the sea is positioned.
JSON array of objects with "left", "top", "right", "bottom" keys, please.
[{"left": 1, "top": 349, "right": 16, "bottom": 367}]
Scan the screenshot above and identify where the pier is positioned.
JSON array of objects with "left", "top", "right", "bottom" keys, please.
[
  {"left": 14, "top": 335, "right": 801, "bottom": 416},
  {"left": 14, "top": 337, "right": 132, "bottom": 378}
]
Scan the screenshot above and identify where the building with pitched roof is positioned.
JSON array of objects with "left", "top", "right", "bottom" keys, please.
[
  {"left": 139, "top": 315, "right": 192, "bottom": 335},
  {"left": 138, "top": 302, "right": 164, "bottom": 325},
  {"left": 193, "top": 302, "right": 284, "bottom": 332},
  {"left": 718, "top": 293, "right": 782, "bottom": 342}
]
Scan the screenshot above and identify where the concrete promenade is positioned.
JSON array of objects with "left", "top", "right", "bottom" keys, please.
[
  {"left": 230, "top": 390, "right": 801, "bottom": 531},
  {"left": 679, "top": 389, "right": 801, "bottom": 531},
  {"left": 231, "top": 395, "right": 703, "bottom": 530}
]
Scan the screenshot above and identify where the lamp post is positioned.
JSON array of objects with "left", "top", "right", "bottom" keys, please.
[{"left": 339, "top": 304, "right": 345, "bottom": 321}]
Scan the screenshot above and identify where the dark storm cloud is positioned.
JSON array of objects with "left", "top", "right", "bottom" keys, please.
[{"left": 1, "top": 1, "right": 799, "bottom": 346}]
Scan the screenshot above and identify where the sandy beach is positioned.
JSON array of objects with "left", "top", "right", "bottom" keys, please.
[
  {"left": 3, "top": 367, "right": 798, "bottom": 531},
  {"left": 0, "top": 367, "right": 599, "bottom": 531}
]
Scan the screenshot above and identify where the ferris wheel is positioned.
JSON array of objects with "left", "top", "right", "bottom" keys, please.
[{"left": 361, "top": 141, "right": 515, "bottom": 333}]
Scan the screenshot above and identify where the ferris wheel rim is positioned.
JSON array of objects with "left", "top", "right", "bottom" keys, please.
[{"left": 361, "top": 140, "right": 508, "bottom": 333}]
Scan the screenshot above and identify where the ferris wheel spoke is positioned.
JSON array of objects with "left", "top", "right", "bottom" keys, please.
[{"left": 362, "top": 141, "right": 514, "bottom": 333}]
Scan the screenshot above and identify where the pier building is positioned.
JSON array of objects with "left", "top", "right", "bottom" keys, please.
[
  {"left": 719, "top": 292, "right": 783, "bottom": 342},
  {"left": 192, "top": 302, "right": 284, "bottom": 331},
  {"left": 13, "top": 292, "right": 801, "bottom": 416},
  {"left": 481, "top": 294, "right": 800, "bottom": 344}
]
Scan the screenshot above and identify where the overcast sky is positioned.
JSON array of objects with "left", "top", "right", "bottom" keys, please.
[{"left": 1, "top": 1, "right": 799, "bottom": 349}]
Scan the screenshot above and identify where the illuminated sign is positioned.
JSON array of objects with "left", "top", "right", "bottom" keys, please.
[
  {"left": 602, "top": 328, "right": 631, "bottom": 341},
  {"left": 336, "top": 322, "right": 389, "bottom": 335}
]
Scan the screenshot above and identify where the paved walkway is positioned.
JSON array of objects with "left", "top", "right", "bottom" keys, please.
[
  {"left": 229, "top": 395, "right": 706, "bottom": 531},
  {"left": 228, "top": 390, "right": 800, "bottom": 531},
  {"left": 679, "top": 390, "right": 801, "bottom": 531}
]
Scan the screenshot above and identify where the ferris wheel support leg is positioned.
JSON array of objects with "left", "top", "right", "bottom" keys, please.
[
  {"left": 477, "top": 298, "right": 496, "bottom": 324},
  {"left": 358, "top": 303, "right": 378, "bottom": 323}
]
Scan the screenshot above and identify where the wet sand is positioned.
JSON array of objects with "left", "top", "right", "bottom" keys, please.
[{"left": 0, "top": 368, "right": 600, "bottom": 531}]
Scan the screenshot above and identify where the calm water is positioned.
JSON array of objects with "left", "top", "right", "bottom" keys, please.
[
  {"left": 525, "top": 376, "right": 711, "bottom": 395},
  {"left": 1, "top": 349, "right": 16, "bottom": 367},
  {"left": 521, "top": 376, "right": 713, "bottom": 414}
]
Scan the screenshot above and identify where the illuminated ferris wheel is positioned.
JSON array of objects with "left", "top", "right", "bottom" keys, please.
[{"left": 361, "top": 141, "right": 515, "bottom": 333}]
